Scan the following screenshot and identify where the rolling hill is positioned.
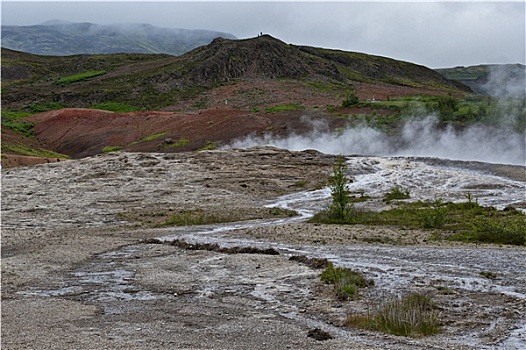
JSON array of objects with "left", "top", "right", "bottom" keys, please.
[
  {"left": 1, "top": 21, "right": 236, "bottom": 56},
  {"left": 1, "top": 34, "right": 473, "bottom": 166},
  {"left": 2, "top": 34, "right": 470, "bottom": 112}
]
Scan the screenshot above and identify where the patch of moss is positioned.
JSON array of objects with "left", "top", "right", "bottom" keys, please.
[
  {"left": 102, "top": 145, "right": 123, "bottom": 153},
  {"left": 2, "top": 143, "right": 70, "bottom": 159}
]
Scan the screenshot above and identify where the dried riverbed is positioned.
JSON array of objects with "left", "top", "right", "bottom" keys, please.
[{"left": 2, "top": 148, "right": 525, "bottom": 349}]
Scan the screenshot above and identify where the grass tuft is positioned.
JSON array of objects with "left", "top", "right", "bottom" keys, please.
[
  {"left": 102, "top": 145, "right": 123, "bottom": 153},
  {"left": 347, "top": 293, "right": 441, "bottom": 338},
  {"left": 383, "top": 187, "right": 410, "bottom": 202},
  {"left": 321, "top": 262, "right": 373, "bottom": 300}
]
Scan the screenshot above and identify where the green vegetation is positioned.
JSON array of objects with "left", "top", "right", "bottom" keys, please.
[
  {"left": 91, "top": 102, "right": 139, "bottom": 112},
  {"left": 347, "top": 293, "right": 440, "bottom": 337},
  {"left": 102, "top": 145, "right": 123, "bottom": 153},
  {"left": 341, "top": 94, "right": 526, "bottom": 132},
  {"left": 162, "top": 207, "right": 297, "bottom": 227},
  {"left": 265, "top": 104, "right": 304, "bottom": 113},
  {"left": 383, "top": 187, "right": 411, "bottom": 202},
  {"left": 2, "top": 143, "right": 70, "bottom": 159},
  {"left": 341, "top": 91, "right": 359, "bottom": 107},
  {"left": 292, "top": 180, "right": 308, "bottom": 188},
  {"left": 166, "top": 137, "right": 191, "bottom": 148},
  {"left": 138, "top": 131, "right": 168, "bottom": 143},
  {"left": 418, "top": 200, "right": 449, "bottom": 229},
  {"left": 311, "top": 198, "right": 526, "bottom": 246},
  {"left": 321, "top": 262, "right": 373, "bottom": 300},
  {"left": 479, "top": 271, "right": 498, "bottom": 280},
  {"left": 29, "top": 102, "right": 66, "bottom": 113},
  {"left": 1, "top": 111, "right": 35, "bottom": 137},
  {"left": 199, "top": 141, "right": 217, "bottom": 151},
  {"left": 325, "top": 156, "right": 354, "bottom": 222},
  {"left": 467, "top": 215, "right": 526, "bottom": 246},
  {"left": 56, "top": 70, "right": 107, "bottom": 85}
]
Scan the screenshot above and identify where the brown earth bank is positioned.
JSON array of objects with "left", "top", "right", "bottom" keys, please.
[
  {"left": 21, "top": 107, "right": 352, "bottom": 159},
  {"left": 2, "top": 148, "right": 525, "bottom": 350}
]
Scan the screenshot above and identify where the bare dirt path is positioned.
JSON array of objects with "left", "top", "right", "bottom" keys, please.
[{"left": 2, "top": 148, "right": 525, "bottom": 349}]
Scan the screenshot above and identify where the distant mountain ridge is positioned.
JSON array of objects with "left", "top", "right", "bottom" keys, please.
[{"left": 1, "top": 21, "right": 237, "bottom": 56}]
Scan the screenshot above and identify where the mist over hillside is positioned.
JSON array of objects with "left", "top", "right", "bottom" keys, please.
[
  {"left": 1, "top": 21, "right": 237, "bottom": 56},
  {"left": 437, "top": 64, "right": 526, "bottom": 98}
]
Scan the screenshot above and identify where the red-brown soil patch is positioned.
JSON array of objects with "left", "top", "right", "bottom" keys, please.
[{"left": 26, "top": 108, "right": 349, "bottom": 159}]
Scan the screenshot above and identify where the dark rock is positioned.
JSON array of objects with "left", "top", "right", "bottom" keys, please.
[{"left": 307, "top": 328, "right": 333, "bottom": 341}]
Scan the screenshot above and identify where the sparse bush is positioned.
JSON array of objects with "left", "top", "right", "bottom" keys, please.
[
  {"left": 347, "top": 293, "right": 440, "bottom": 337},
  {"left": 469, "top": 217, "right": 526, "bottom": 246},
  {"left": 383, "top": 187, "right": 410, "bottom": 202},
  {"left": 309, "top": 156, "right": 354, "bottom": 223},
  {"left": 327, "top": 156, "right": 354, "bottom": 222},
  {"left": 479, "top": 271, "right": 498, "bottom": 279},
  {"left": 436, "top": 95, "right": 458, "bottom": 120},
  {"left": 342, "top": 92, "right": 359, "bottom": 107},
  {"left": 321, "top": 262, "right": 373, "bottom": 300},
  {"left": 166, "top": 137, "right": 191, "bottom": 148},
  {"left": 199, "top": 141, "right": 217, "bottom": 151},
  {"left": 418, "top": 200, "right": 449, "bottom": 229}
]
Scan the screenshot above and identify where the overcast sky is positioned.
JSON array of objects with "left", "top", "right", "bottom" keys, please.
[{"left": 2, "top": 1, "right": 525, "bottom": 68}]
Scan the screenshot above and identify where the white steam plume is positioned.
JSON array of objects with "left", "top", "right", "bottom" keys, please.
[{"left": 228, "top": 116, "right": 525, "bottom": 165}]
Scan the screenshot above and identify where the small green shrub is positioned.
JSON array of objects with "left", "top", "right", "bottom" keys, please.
[
  {"left": 418, "top": 200, "right": 449, "bottom": 229},
  {"left": 327, "top": 156, "right": 354, "bottom": 222},
  {"left": 199, "top": 141, "right": 217, "bottom": 151},
  {"left": 383, "top": 187, "right": 411, "bottom": 202},
  {"left": 347, "top": 293, "right": 440, "bottom": 337},
  {"left": 321, "top": 262, "right": 373, "bottom": 300},
  {"left": 479, "top": 271, "right": 498, "bottom": 279},
  {"left": 342, "top": 92, "right": 359, "bottom": 107},
  {"left": 166, "top": 137, "right": 191, "bottom": 148},
  {"left": 469, "top": 217, "right": 526, "bottom": 246}
]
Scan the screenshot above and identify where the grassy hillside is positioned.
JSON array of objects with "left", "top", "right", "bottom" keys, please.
[{"left": 2, "top": 35, "right": 470, "bottom": 113}]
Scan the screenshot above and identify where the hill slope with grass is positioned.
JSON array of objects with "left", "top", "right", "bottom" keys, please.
[
  {"left": 2, "top": 35, "right": 470, "bottom": 112},
  {"left": 2, "top": 35, "right": 474, "bottom": 165},
  {"left": 1, "top": 21, "right": 236, "bottom": 56}
]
